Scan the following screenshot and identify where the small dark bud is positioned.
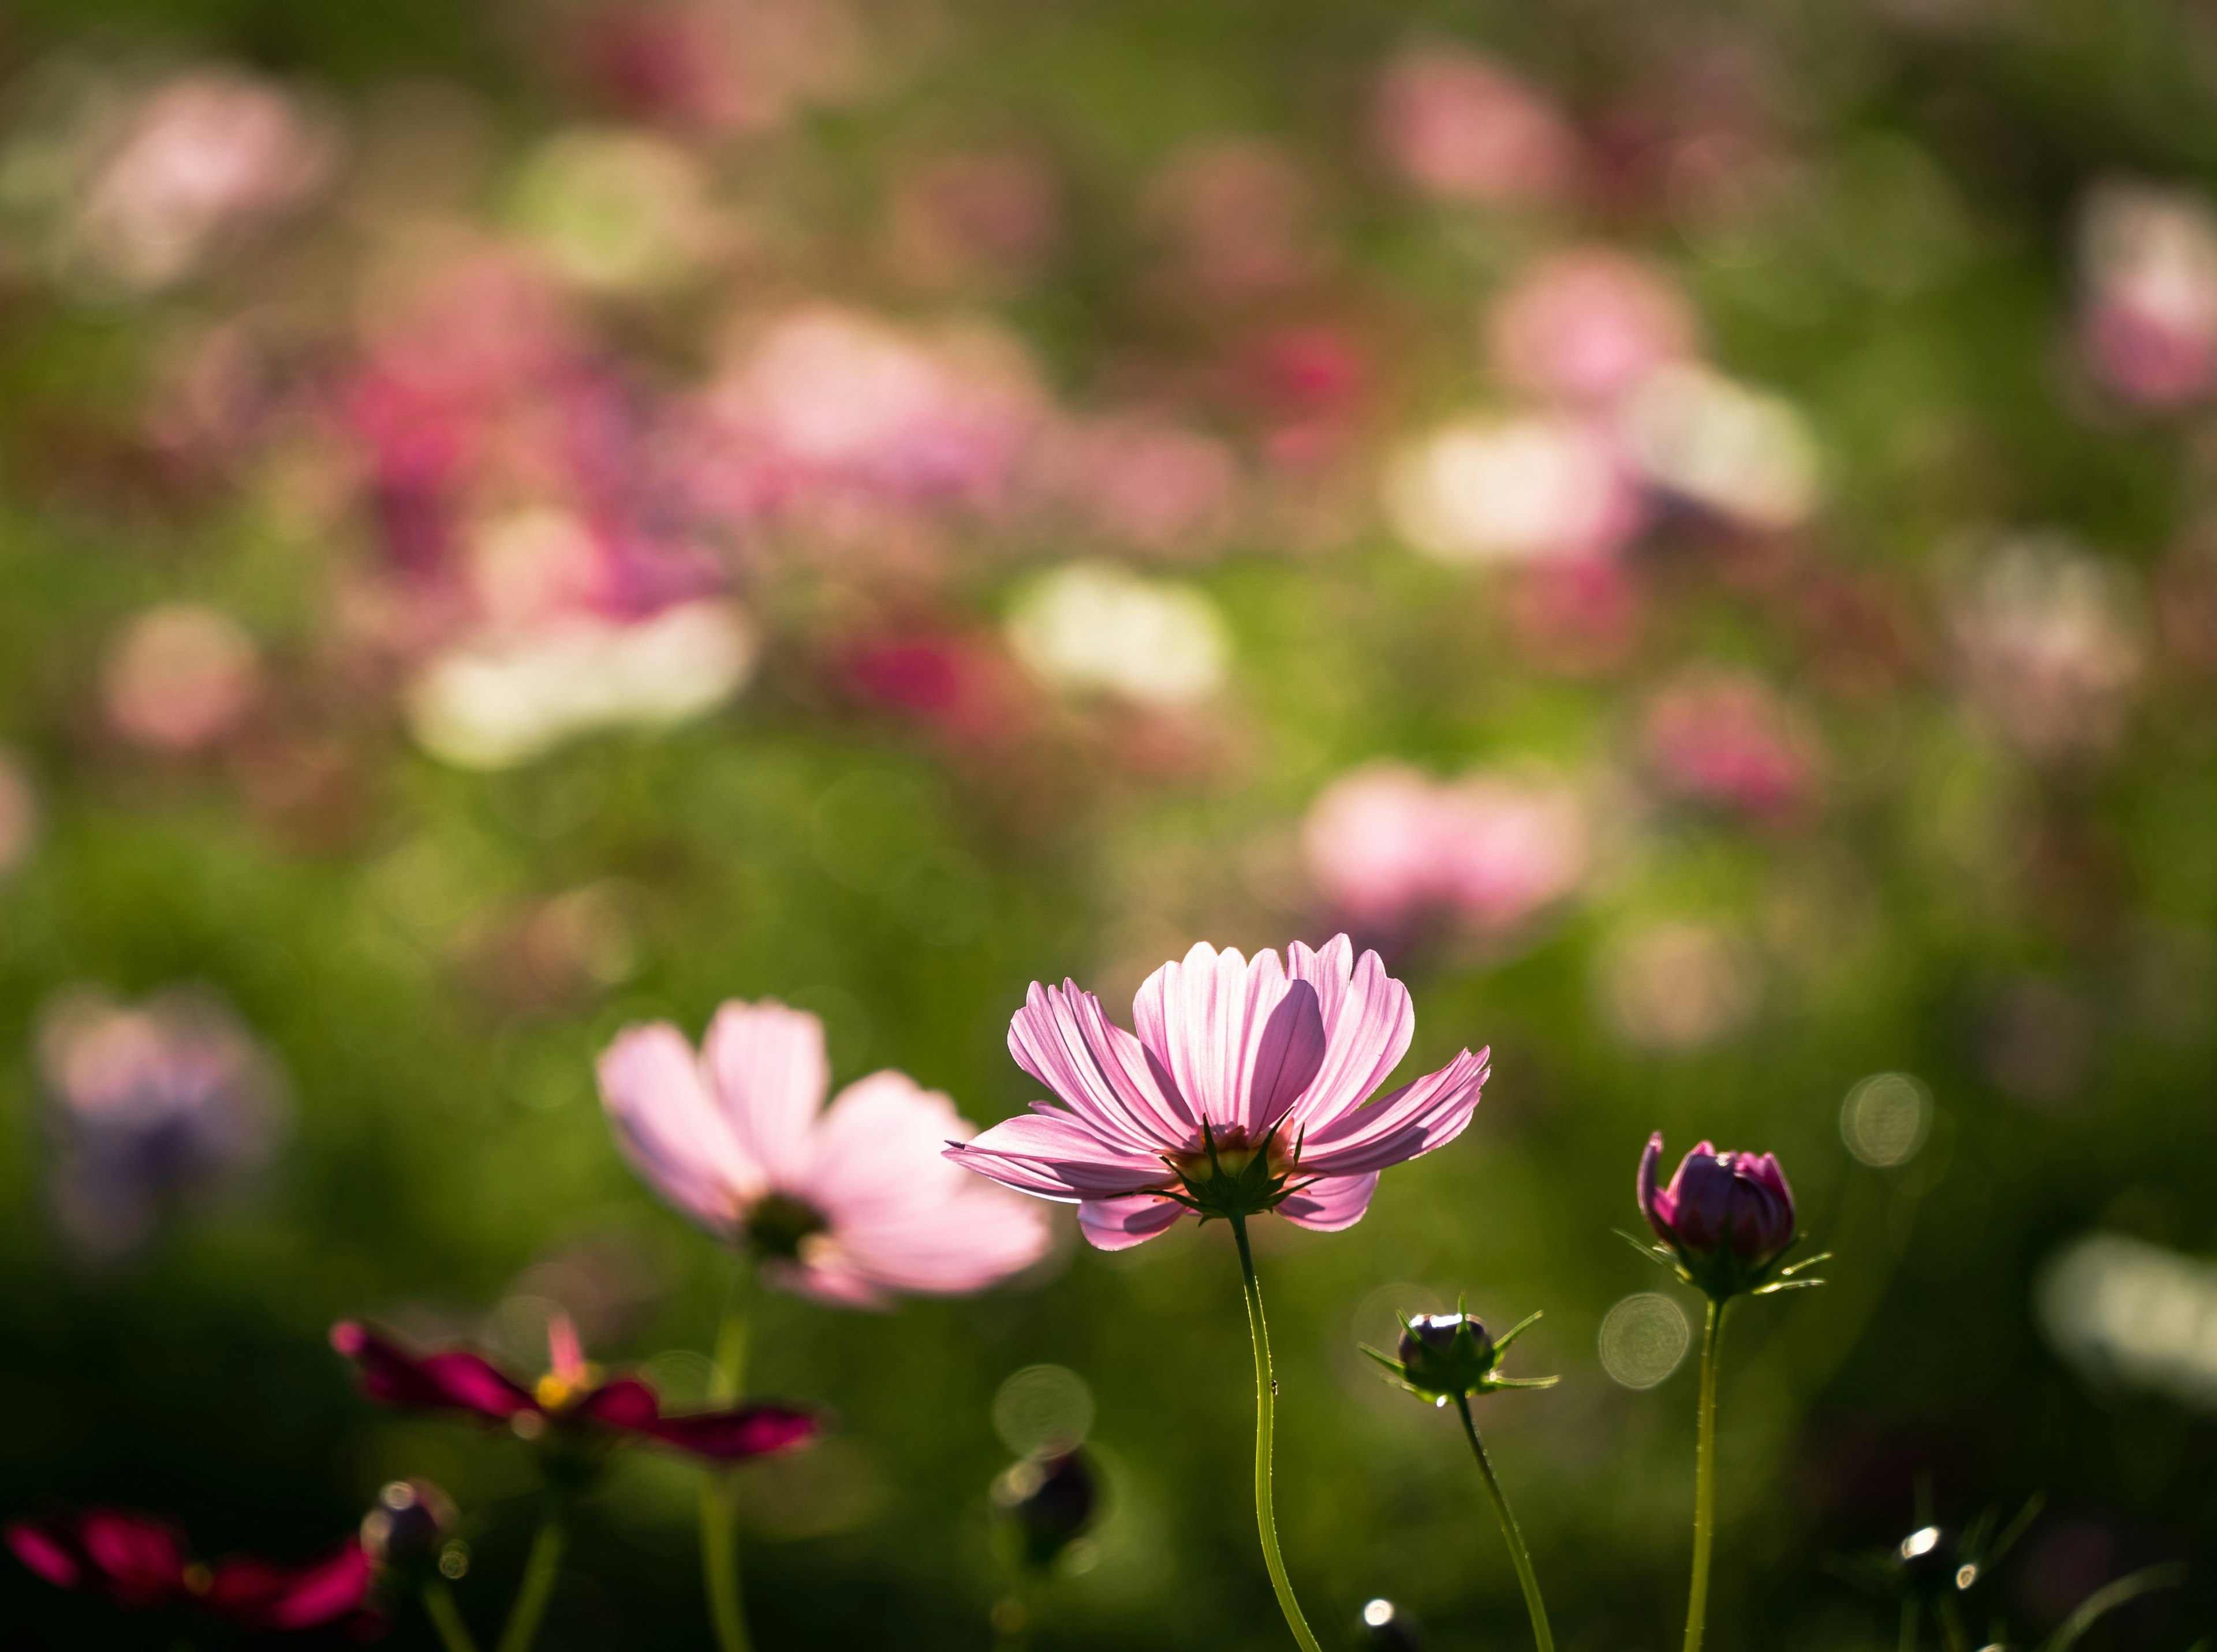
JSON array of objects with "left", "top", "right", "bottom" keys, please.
[
  {"left": 360, "top": 1479, "right": 457, "bottom": 1570},
  {"left": 991, "top": 1449, "right": 1097, "bottom": 1570},
  {"left": 1358, "top": 1597, "right": 1423, "bottom": 1652},
  {"left": 1393, "top": 1313, "right": 1494, "bottom": 1401}
]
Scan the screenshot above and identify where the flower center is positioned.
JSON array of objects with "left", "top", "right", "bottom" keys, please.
[
  {"left": 1166, "top": 1124, "right": 1302, "bottom": 1221},
  {"left": 744, "top": 1191, "right": 830, "bottom": 1261}
]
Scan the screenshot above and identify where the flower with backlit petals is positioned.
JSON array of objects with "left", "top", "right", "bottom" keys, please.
[{"left": 1633, "top": 1133, "right": 1823, "bottom": 1302}]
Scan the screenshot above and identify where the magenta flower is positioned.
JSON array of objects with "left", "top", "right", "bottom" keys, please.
[
  {"left": 947, "top": 935, "right": 1489, "bottom": 1248},
  {"left": 8, "top": 1506, "right": 377, "bottom": 1635},
  {"left": 597, "top": 1000, "right": 1051, "bottom": 1306},
  {"left": 331, "top": 1315, "right": 819, "bottom": 1464},
  {"left": 1636, "top": 1133, "right": 1811, "bottom": 1301}
]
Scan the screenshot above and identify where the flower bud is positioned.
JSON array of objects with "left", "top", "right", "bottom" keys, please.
[
  {"left": 1897, "top": 1525, "right": 1979, "bottom": 1597},
  {"left": 1394, "top": 1314, "right": 1495, "bottom": 1401},
  {"left": 991, "top": 1449, "right": 1097, "bottom": 1571},
  {"left": 1637, "top": 1133, "right": 1798, "bottom": 1299},
  {"left": 360, "top": 1479, "right": 456, "bottom": 1571}
]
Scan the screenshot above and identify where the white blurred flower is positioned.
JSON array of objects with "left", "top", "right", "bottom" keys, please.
[
  {"left": 2039, "top": 1233, "right": 2217, "bottom": 1409},
  {"left": 1618, "top": 364, "right": 1819, "bottom": 531},
  {"left": 1951, "top": 535, "right": 2145, "bottom": 762},
  {"left": 1005, "top": 561, "right": 1229, "bottom": 709},
  {"left": 1384, "top": 413, "right": 1638, "bottom": 564},
  {"left": 405, "top": 599, "right": 756, "bottom": 769},
  {"left": 509, "top": 127, "right": 715, "bottom": 293},
  {"left": 102, "top": 603, "right": 262, "bottom": 752}
]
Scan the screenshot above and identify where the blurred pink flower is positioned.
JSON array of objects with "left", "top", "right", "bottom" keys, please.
[
  {"left": 1951, "top": 536, "right": 2144, "bottom": 762},
  {"left": 693, "top": 306, "right": 1044, "bottom": 517},
  {"left": 36, "top": 987, "right": 285, "bottom": 1256},
  {"left": 1143, "top": 137, "right": 1326, "bottom": 300},
  {"left": 1041, "top": 416, "right": 1242, "bottom": 555},
  {"left": 101, "top": 603, "right": 261, "bottom": 752},
  {"left": 66, "top": 68, "right": 335, "bottom": 293},
  {"left": 1641, "top": 669, "right": 1819, "bottom": 820},
  {"left": 1374, "top": 44, "right": 1580, "bottom": 208},
  {"left": 1486, "top": 248, "right": 1697, "bottom": 405},
  {"left": 838, "top": 628, "right": 1037, "bottom": 745},
  {"left": 598, "top": 1000, "right": 1051, "bottom": 1307},
  {"left": 947, "top": 936, "right": 1488, "bottom": 1250},
  {"left": 2077, "top": 180, "right": 2217, "bottom": 409},
  {"left": 1505, "top": 558, "right": 1643, "bottom": 674},
  {"left": 1230, "top": 325, "right": 1373, "bottom": 469},
  {"left": 1302, "top": 762, "right": 1590, "bottom": 933}
]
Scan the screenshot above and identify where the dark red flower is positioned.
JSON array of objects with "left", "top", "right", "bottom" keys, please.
[
  {"left": 330, "top": 1316, "right": 819, "bottom": 1464},
  {"left": 7, "top": 1506, "right": 377, "bottom": 1635}
]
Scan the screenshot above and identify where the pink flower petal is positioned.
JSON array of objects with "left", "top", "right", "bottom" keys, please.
[
  {"left": 205, "top": 1540, "right": 374, "bottom": 1632},
  {"left": 704, "top": 1000, "right": 830, "bottom": 1186},
  {"left": 1132, "top": 941, "right": 1306, "bottom": 1132},
  {"left": 1009, "top": 980, "right": 1192, "bottom": 1151},
  {"left": 1076, "top": 1192, "right": 1188, "bottom": 1250},
  {"left": 1297, "top": 1047, "right": 1488, "bottom": 1174},
  {"left": 597, "top": 1022, "right": 756, "bottom": 1236},
  {"left": 1283, "top": 935, "right": 1415, "bottom": 1129},
  {"left": 951, "top": 1110, "right": 1171, "bottom": 1198},
  {"left": 1277, "top": 1170, "right": 1380, "bottom": 1231}
]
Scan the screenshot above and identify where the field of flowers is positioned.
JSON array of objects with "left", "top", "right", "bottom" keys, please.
[{"left": 1, "top": 0, "right": 2214, "bottom": 1647}]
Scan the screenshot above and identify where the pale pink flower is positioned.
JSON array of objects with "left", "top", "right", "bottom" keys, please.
[
  {"left": 597, "top": 1001, "right": 1051, "bottom": 1307},
  {"left": 2076, "top": 180, "right": 2217, "bottom": 409},
  {"left": 1302, "top": 763, "right": 1589, "bottom": 933},
  {"left": 1142, "top": 137, "right": 1324, "bottom": 300},
  {"left": 1373, "top": 45, "right": 1580, "bottom": 209},
  {"left": 1486, "top": 248, "right": 1697, "bottom": 405},
  {"left": 947, "top": 937, "right": 1488, "bottom": 1251},
  {"left": 102, "top": 604, "right": 262, "bottom": 752}
]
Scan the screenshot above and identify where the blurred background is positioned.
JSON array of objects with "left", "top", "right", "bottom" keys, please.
[{"left": 1, "top": 0, "right": 2214, "bottom": 1646}]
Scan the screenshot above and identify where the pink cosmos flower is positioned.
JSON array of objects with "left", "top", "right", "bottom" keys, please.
[
  {"left": 597, "top": 1001, "right": 1052, "bottom": 1306},
  {"left": 946, "top": 937, "right": 1488, "bottom": 1250}
]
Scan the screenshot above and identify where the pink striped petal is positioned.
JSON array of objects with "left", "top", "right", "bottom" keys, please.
[
  {"left": 1283, "top": 936, "right": 1415, "bottom": 1129},
  {"left": 704, "top": 1001, "right": 830, "bottom": 1185},
  {"left": 596, "top": 1023, "right": 756, "bottom": 1235},
  {"left": 1132, "top": 942, "right": 1309, "bottom": 1132},
  {"left": 950, "top": 1110, "right": 1171, "bottom": 1199},
  {"left": 1076, "top": 1193, "right": 1188, "bottom": 1250},
  {"left": 1277, "top": 1170, "right": 1380, "bottom": 1232},
  {"left": 1008, "top": 980, "right": 1192, "bottom": 1151},
  {"left": 1297, "top": 1047, "right": 1488, "bottom": 1174}
]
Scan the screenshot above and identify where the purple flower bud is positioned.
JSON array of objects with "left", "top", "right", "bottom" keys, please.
[
  {"left": 359, "top": 1479, "right": 456, "bottom": 1569},
  {"left": 1638, "top": 1132, "right": 1797, "bottom": 1299}
]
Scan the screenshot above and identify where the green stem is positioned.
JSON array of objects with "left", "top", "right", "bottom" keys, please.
[
  {"left": 1898, "top": 1597, "right": 1917, "bottom": 1652},
  {"left": 1228, "top": 1213, "right": 1324, "bottom": 1652},
  {"left": 701, "top": 1271, "right": 755, "bottom": 1652},
  {"left": 492, "top": 1515, "right": 565, "bottom": 1652},
  {"left": 1454, "top": 1395, "right": 1555, "bottom": 1652},
  {"left": 423, "top": 1580, "right": 483, "bottom": 1652},
  {"left": 1682, "top": 1298, "right": 1729, "bottom": 1652}
]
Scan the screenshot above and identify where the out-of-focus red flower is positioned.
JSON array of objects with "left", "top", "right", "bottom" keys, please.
[
  {"left": 1640, "top": 669, "right": 1819, "bottom": 821},
  {"left": 838, "top": 629, "right": 1038, "bottom": 745},
  {"left": 8, "top": 1507, "right": 378, "bottom": 1635},
  {"left": 331, "top": 1315, "right": 820, "bottom": 1464}
]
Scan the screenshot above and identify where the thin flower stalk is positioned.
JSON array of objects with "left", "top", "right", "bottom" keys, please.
[
  {"left": 1454, "top": 1395, "right": 1554, "bottom": 1652},
  {"left": 701, "top": 1271, "right": 755, "bottom": 1652},
  {"left": 494, "top": 1515, "right": 565, "bottom": 1652},
  {"left": 1230, "top": 1212, "right": 1324, "bottom": 1652},
  {"left": 1682, "top": 1298, "right": 1726, "bottom": 1652},
  {"left": 424, "top": 1579, "right": 483, "bottom": 1652}
]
